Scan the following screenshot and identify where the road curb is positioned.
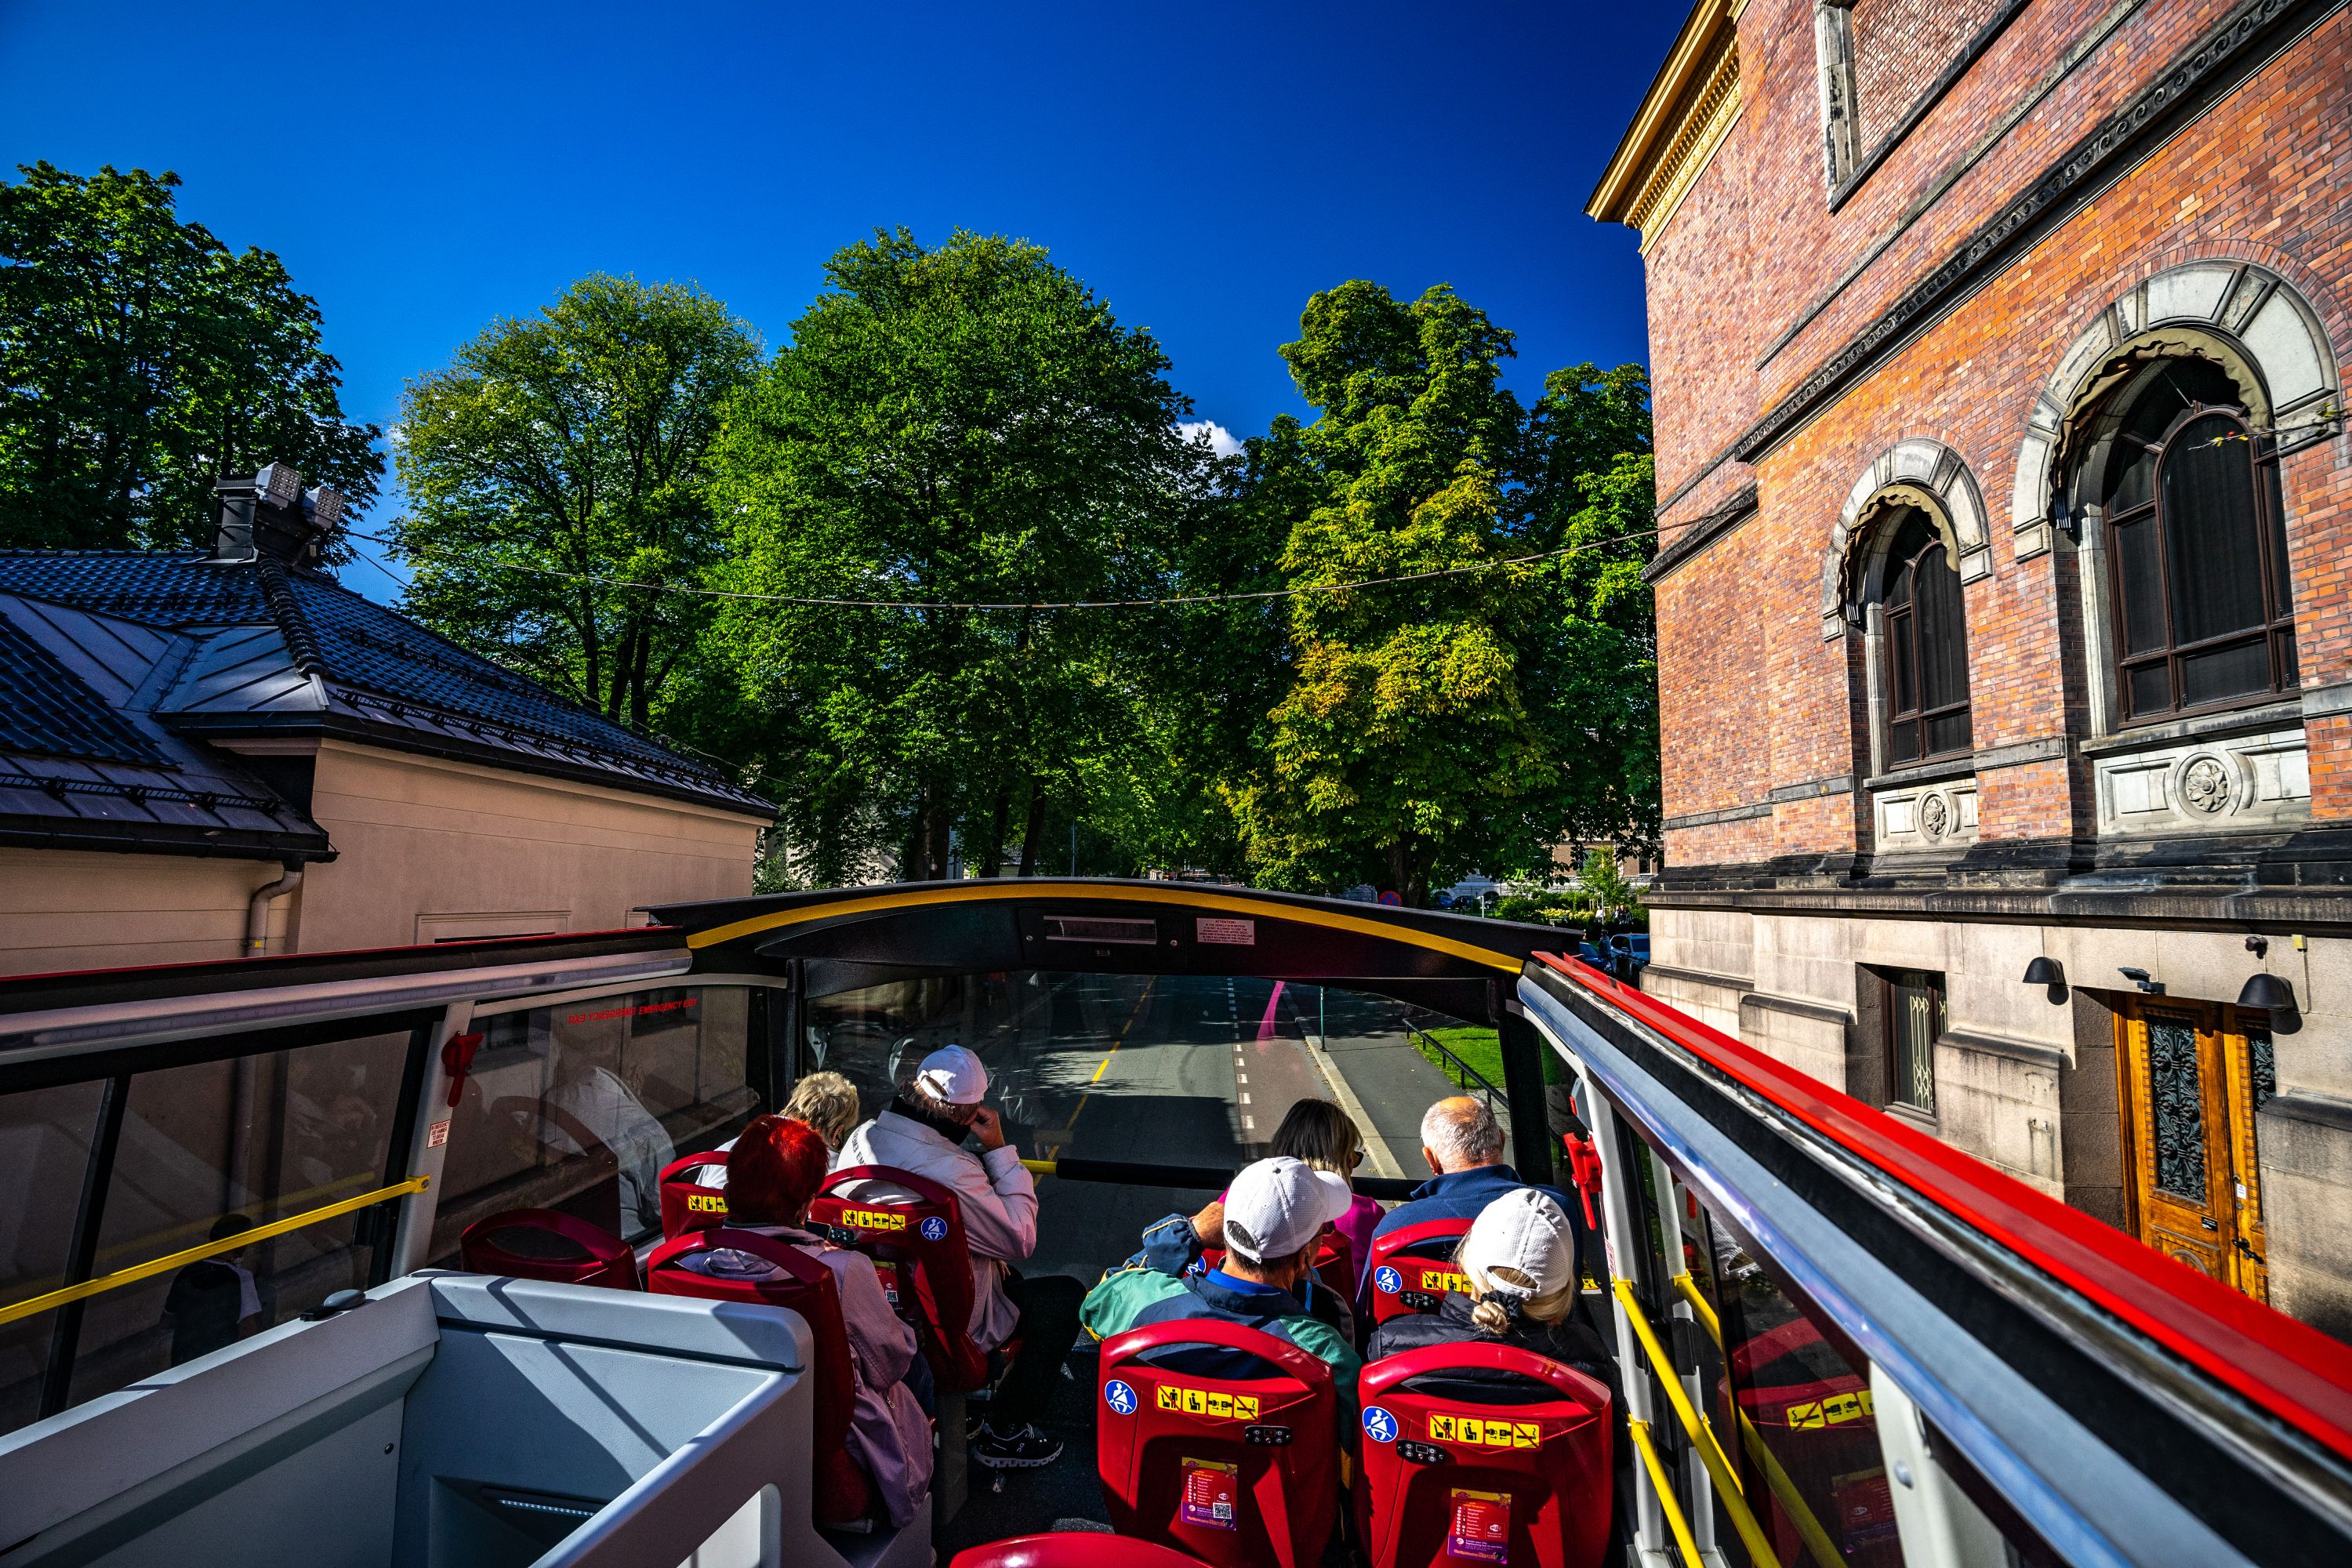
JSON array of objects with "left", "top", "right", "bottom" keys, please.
[{"left": 1306, "top": 1034, "right": 1410, "bottom": 1181}]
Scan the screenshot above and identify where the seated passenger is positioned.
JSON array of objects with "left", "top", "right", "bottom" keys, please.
[
  {"left": 675, "top": 1114, "right": 934, "bottom": 1526},
  {"left": 1261, "top": 1098, "right": 1382, "bottom": 1288},
  {"left": 1082, "top": 1156, "right": 1363, "bottom": 1400},
  {"left": 782, "top": 1070, "right": 862, "bottom": 1155},
  {"left": 1366, "top": 1189, "right": 1614, "bottom": 1401},
  {"left": 1374, "top": 1097, "right": 1581, "bottom": 1254},
  {"left": 835, "top": 1044, "right": 1084, "bottom": 1471}
]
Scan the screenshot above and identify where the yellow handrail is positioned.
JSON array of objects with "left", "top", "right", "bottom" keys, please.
[
  {"left": 1627, "top": 1418, "right": 1704, "bottom": 1568},
  {"left": 1615, "top": 1277, "right": 1780, "bottom": 1568},
  {"left": 0, "top": 1175, "right": 430, "bottom": 1330},
  {"left": 1668, "top": 1272, "right": 1840, "bottom": 1568}
]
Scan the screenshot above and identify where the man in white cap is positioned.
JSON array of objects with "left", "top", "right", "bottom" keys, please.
[
  {"left": 1080, "top": 1155, "right": 1363, "bottom": 1398},
  {"left": 835, "top": 1044, "right": 1083, "bottom": 1469}
]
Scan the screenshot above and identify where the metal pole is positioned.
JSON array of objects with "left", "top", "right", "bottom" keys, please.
[
  {"left": 1069, "top": 822, "right": 1078, "bottom": 876},
  {"left": 1319, "top": 985, "right": 1327, "bottom": 1050}
]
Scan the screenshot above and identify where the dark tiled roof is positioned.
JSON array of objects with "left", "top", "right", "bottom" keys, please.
[
  {"left": 0, "top": 613, "right": 164, "bottom": 765},
  {"left": 0, "top": 551, "right": 770, "bottom": 817}
]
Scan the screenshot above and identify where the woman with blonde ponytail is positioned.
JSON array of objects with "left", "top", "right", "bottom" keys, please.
[{"left": 1366, "top": 1189, "right": 1616, "bottom": 1400}]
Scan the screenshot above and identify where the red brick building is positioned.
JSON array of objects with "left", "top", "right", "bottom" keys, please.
[{"left": 1590, "top": 0, "right": 2351, "bottom": 1334}]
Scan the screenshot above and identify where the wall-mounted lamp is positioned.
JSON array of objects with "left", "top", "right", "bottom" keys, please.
[
  {"left": 2237, "top": 972, "right": 2297, "bottom": 1014},
  {"left": 2022, "top": 956, "right": 2067, "bottom": 1003},
  {"left": 2118, "top": 967, "right": 2164, "bottom": 995}
]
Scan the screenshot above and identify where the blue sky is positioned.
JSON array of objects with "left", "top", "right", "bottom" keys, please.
[{"left": 0, "top": 1, "right": 1679, "bottom": 601}]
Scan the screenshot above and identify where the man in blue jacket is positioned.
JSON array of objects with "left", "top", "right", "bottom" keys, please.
[{"left": 1372, "top": 1098, "right": 1582, "bottom": 1252}]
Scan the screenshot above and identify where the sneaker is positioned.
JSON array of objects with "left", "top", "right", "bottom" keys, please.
[{"left": 974, "top": 1423, "right": 1064, "bottom": 1469}]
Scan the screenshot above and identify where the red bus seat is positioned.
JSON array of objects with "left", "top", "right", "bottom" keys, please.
[
  {"left": 811, "top": 1164, "right": 986, "bottom": 1392},
  {"left": 1356, "top": 1342, "right": 1613, "bottom": 1568},
  {"left": 1097, "top": 1318, "right": 1341, "bottom": 1568},
  {"left": 1366, "top": 1220, "right": 1475, "bottom": 1326},
  {"left": 950, "top": 1534, "right": 1210, "bottom": 1568},
  {"left": 459, "top": 1207, "right": 640, "bottom": 1290},
  {"left": 646, "top": 1226, "right": 874, "bottom": 1528},
  {"left": 659, "top": 1149, "right": 731, "bottom": 1237}
]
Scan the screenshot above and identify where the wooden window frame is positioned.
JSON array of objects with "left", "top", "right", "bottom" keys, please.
[
  {"left": 2103, "top": 403, "right": 2297, "bottom": 724},
  {"left": 1878, "top": 520, "right": 1973, "bottom": 768}
]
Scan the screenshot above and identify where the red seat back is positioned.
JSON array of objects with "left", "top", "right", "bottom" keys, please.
[
  {"left": 1098, "top": 1317, "right": 1341, "bottom": 1568},
  {"left": 459, "top": 1208, "right": 641, "bottom": 1290},
  {"left": 646, "top": 1227, "right": 873, "bottom": 1526},
  {"left": 811, "top": 1164, "right": 985, "bottom": 1391},
  {"left": 1356, "top": 1343, "right": 1613, "bottom": 1568},
  {"left": 1367, "top": 1221, "right": 1475, "bottom": 1326},
  {"left": 949, "top": 1534, "right": 1211, "bottom": 1568},
  {"left": 659, "top": 1149, "right": 731, "bottom": 1237}
]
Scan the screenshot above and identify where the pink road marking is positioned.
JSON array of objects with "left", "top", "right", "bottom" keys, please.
[{"left": 1257, "top": 980, "right": 1287, "bottom": 1041}]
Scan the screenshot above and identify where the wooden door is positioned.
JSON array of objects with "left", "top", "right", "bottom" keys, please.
[{"left": 2117, "top": 1000, "right": 2273, "bottom": 1301}]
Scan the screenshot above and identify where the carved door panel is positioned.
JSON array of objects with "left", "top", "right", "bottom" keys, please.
[
  {"left": 2119, "top": 1003, "right": 2232, "bottom": 1279},
  {"left": 2220, "top": 1007, "right": 2277, "bottom": 1302}
]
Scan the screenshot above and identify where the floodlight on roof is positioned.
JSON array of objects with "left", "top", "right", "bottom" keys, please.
[
  {"left": 304, "top": 485, "right": 346, "bottom": 528},
  {"left": 255, "top": 462, "right": 303, "bottom": 506}
]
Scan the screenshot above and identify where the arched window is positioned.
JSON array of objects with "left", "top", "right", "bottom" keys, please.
[
  {"left": 2089, "top": 361, "right": 2296, "bottom": 720},
  {"left": 1878, "top": 507, "right": 1972, "bottom": 766}
]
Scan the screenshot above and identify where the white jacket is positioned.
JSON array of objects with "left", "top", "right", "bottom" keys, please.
[{"left": 834, "top": 1109, "right": 1036, "bottom": 1351}]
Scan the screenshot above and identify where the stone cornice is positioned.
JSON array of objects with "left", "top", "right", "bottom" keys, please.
[
  {"left": 1588, "top": 0, "right": 1738, "bottom": 227},
  {"left": 1642, "top": 482, "right": 1759, "bottom": 584},
  {"left": 1731, "top": 0, "right": 2339, "bottom": 466}
]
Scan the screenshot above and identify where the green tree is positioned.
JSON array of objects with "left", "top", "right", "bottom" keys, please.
[
  {"left": 391, "top": 275, "right": 760, "bottom": 729},
  {"left": 1218, "top": 283, "right": 1655, "bottom": 903},
  {"left": 0, "top": 162, "right": 382, "bottom": 550},
  {"left": 710, "top": 229, "right": 1211, "bottom": 886}
]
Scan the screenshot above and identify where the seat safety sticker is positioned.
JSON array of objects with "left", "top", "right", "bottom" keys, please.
[
  {"left": 1428, "top": 1415, "right": 1540, "bottom": 1448},
  {"left": 1363, "top": 1406, "right": 1398, "bottom": 1444},
  {"left": 1446, "top": 1489, "right": 1512, "bottom": 1562},
  {"left": 1783, "top": 1389, "right": 1873, "bottom": 1429},
  {"left": 1181, "top": 1458, "right": 1240, "bottom": 1530},
  {"left": 838, "top": 1209, "right": 906, "bottom": 1232},
  {"left": 1417, "top": 1268, "right": 1470, "bottom": 1294},
  {"left": 920, "top": 1216, "right": 949, "bottom": 1240},
  {"left": 1157, "top": 1385, "right": 1260, "bottom": 1420},
  {"left": 1374, "top": 1265, "right": 1403, "bottom": 1294},
  {"left": 686, "top": 1192, "right": 726, "bottom": 1213},
  {"left": 1104, "top": 1379, "right": 1138, "bottom": 1416}
]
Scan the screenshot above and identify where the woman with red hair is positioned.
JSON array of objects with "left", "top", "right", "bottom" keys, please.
[{"left": 679, "top": 1114, "right": 932, "bottom": 1526}]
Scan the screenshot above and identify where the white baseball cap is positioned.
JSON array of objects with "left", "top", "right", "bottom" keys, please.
[
  {"left": 1461, "top": 1188, "right": 1577, "bottom": 1298},
  {"left": 913, "top": 1044, "right": 989, "bottom": 1105},
  {"left": 1222, "top": 1156, "right": 1353, "bottom": 1265}
]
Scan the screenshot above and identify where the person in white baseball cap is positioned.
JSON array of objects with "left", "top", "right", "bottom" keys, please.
[
  {"left": 836, "top": 1044, "right": 1084, "bottom": 1470},
  {"left": 1079, "top": 1155, "right": 1363, "bottom": 1397},
  {"left": 1365, "top": 1187, "right": 1615, "bottom": 1400}
]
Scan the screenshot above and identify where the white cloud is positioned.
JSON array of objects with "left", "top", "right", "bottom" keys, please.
[{"left": 1178, "top": 419, "right": 1246, "bottom": 459}]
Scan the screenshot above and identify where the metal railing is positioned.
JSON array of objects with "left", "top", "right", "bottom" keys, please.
[{"left": 1405, "top": 1022, "right": 1508, "bottom": 1126}]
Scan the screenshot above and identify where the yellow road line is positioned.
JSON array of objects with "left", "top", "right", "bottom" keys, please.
[
  {"left": 0, "top": 1176, "right": 430, "bottom": 1330},
  {"left": 1062, "top": 978, "right": 1157, "bottom": 1134},
  {"left": 685, "top": 882, "right": 1524, "bottom": 973}
]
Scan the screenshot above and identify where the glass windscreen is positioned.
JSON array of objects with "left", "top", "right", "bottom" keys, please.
[
  {"left": 802, "top": 969, "right": 1501, "bottom": 1280},
  {"left": 0, "top": 1081, "right": 106, "bottom": 1435},
  {"left": 431, "top": 985, "right": 758, "bottom": 1257}
]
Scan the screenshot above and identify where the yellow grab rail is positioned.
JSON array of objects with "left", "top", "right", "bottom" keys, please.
[
  {"left": 1628, "top": 1418, "right": 1705, "bottom": 1568},
  {"left": 0, "top": 1175, "right": 430, "bottom": 1330},
  {"left": 1615, "top": 1277, "right": 1780, "bottom": 1568},
  {"left": 1669, "top": 1272, "right": 1840, "bottom": 1568}
]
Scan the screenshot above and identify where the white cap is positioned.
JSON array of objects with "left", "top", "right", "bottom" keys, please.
[
  {"left": 1223, "top": 1156, "right": 1352, "bottom": 1265},
  {"left": 1461, "top": 1188, "right": 1577, "bottom": 1298},
  {"left": 913, "top": 1044, "right": 989, "bottom": 1105}
]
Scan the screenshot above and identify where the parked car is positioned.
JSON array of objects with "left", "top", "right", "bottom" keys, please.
[{"left": 1610, "top": 933, "right": 1650, "bottom": 982}]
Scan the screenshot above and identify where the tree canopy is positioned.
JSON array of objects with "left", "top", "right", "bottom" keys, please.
[
  {"left": 709, "top": 229, "right": 1217, "bottom": 887},
  {"left": 0, "top": 162, "right": 381, "bottom": 550},
  {"left": 390, "top": 274, "right": 760, "bottom": 729}
]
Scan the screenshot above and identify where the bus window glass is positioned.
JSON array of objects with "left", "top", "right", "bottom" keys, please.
[
  {"left": 432, "top": 985, "right": 756, "bottom": 1257},
  {"left": 0, "top": 1081, "right": 105, "bottom": 1436},
  {"left": 804, "top": 968, "right": 1482, "bottom": 1279},
  {"left": 63, "top": 1028, "right": 419, "bottom": 1412},
  {"left": 1685, "top": 1200, "right": 1903, "bottom": 1566}
]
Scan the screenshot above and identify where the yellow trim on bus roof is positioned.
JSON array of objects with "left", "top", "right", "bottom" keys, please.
[{"left": 683, "top": 881, "right": 1526, "bottom": 973}]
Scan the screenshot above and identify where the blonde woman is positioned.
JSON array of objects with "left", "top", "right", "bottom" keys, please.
[
  {"left": 782, "top": 1071, "right": 862, "bottom": 1156},
  {"left": 1265, "top": 1098, "right": 1382, "bottom": 1283},
  {"left": 1365, "top": 1188, "right": 1615, "bottom": 1397}
]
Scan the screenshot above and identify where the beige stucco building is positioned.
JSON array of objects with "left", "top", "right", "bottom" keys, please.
[{"left": 0, "top": 466, "right": 769, "bottom": 977}]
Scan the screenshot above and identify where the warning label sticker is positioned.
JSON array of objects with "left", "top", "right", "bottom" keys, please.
[
  {"left": 1157, "top": 1385, "right": 1261, "bottom": 1421},
  {"left": 1428, "top": 1415, "right": 1540, "bottom": 1449},
  {"left": 1196, "top": 918, "right": 1256, "bottom": 946}
]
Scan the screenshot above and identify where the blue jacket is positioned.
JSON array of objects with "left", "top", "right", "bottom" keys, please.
[{"left": 1370, "top": 1163, "right": 1584, "bottom": 1250}]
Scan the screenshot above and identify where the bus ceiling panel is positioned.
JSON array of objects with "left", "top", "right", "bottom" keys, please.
[
  {"left": 0, "top": 927, "right": 688, "bottom": 1019},
  {"left": 1518, "top": 961, "right": 2352, "bottom": 1568},
  {"left": 0, "top": 947, "right": 693, "bottom": 1069},
  {"left": 652, "top": 878, "right": 1549, "bottom": 981}
]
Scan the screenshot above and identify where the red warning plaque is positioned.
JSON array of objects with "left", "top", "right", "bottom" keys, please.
[
  {"left": 1446, "top": 1489, "right": 1511, "bottom": 1562},
  {"left": 1181, "top": 1457, "right": 1239, "bottom": 1530}
]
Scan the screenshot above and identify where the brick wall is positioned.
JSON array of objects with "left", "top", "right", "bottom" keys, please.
[
  {"left": 1849, "top": 0, "right": 2010, "bottom": 154},
  {"left": 1648, "top": 0, "right": 2352, "bottom": 873}
]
